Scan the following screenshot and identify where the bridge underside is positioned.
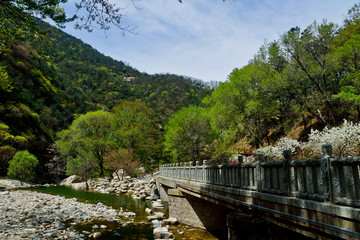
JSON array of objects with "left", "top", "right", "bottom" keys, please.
[{"left": 157, "top": 176, "right": 360, "bottom": 240}]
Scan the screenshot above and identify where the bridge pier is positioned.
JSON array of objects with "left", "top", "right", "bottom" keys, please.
[{"left": 167, "top": 188, "right": 229, "bottom": 239}]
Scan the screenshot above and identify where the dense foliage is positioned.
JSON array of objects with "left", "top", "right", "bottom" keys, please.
[
  {"left": 7, "top": 150, "right": 39, "bottom": 184},
  {"left": 164, "top": 105, "right": 215, "bottom": 163},
  {"left": 163, "top": 3, "right": 360, "bottom": 163},
  {"left": 3, "top": 2, "right": 360, "bottom": 181},
  {"left": 0, "top": 18, "right": 211, "bottom": 178}
]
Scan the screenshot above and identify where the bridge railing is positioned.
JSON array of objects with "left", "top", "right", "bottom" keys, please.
[{"left": 159, "top": 144, "right": 360, "bottom": 207}]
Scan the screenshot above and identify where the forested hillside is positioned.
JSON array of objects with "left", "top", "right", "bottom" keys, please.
[
  {"left": 163, "top": 3, "right": 360, "bottom": 163},
  {"left": 3, "top": 1, "right": 360, "bottom": 182},
  {"left": 0, "top": 20, "right": 211, "bottom": 178}
]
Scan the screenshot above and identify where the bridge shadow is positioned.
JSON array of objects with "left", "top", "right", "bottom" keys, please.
[
  {"left": 187, "top": 184, "right": 316, "bottom": 240},
  {"left": 182, "top": 191, "right": 230, "bottom": 239}
]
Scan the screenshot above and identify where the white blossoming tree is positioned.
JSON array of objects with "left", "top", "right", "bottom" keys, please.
[
  {"left": 304, "top": 120, "right": 360, "bottom": 158},
  {"left": 256, "top": 137, "right": 304, "bottom": 161},
  {"left": 256, "top": 120, "right": 360, "bottom": 161}
]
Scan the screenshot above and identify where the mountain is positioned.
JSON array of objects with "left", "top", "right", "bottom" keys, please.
[{"left": 0, "top": 20, "right": 212, "bottom": 177}]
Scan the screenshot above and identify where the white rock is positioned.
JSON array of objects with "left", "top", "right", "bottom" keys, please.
[
  {"left": 163, "top": 217, "right": 178, "bottom": 225},
  {"left": 60, "top": 175, "right": 84, "bottom": 186},
  {"left": 145, "top": 208, "right": 152, "bottom": 214},
  {"left": 152, "top": 201, "right": 163, "bottom": 208},
  {"left": 93, "top": 232, "right": 102, "bottom": 239},
  {"left": 153, "top": 227, "right": 173, "bottom": 239},
  {"left": 71, "top": 182, "right": 88, "bottom": 191},
  {"left": 151, "top": 219, "right": 161, "bottom": 228},
  {"left": 154, "top": 212, "right": 165, "bottom": 219}
]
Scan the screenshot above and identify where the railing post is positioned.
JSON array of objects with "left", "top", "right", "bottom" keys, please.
[
  {"left": 196, "top": 161, "right": 200, "bottom": 181},
  {"left": 237, "top": 156, "right": 243, "bottom": 187},
  {"left": 203, "top": 160, "right": 207, "bottom": 182},
  {"left": 181, "top": 162, "right": 186, "bottom": 179},
  {"left": 176, "top": 163, "right": 180, "bottom": 178},
  {"left": 212, "top": 159, "right": 217, "bottom": 183},
  {"left": 222, "top": 157, "right": 229, "bottom": 185},
  {"left": 322, "top": 144, "right": 333, "bottom": 202},
  {"left": 256, "top": 154, "right": 264, "bottom": 192},
  {"left": 188, "top": 161, "right": 192, "bottom": 180},
  {"left": 282, "top": 150, "right": 291, "bottom": 196}
]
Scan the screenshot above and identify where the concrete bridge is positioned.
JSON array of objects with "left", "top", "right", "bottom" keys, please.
[{"left": 156, "top": 145, "right": 360, "bottom": 240}]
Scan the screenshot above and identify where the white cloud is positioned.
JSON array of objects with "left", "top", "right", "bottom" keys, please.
[{"left": 59, "top": 0, "right": 358, "bottom": 82}]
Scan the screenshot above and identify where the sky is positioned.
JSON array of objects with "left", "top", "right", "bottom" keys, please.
[{"left": 57, "top": 0, "right": 358, "bottom": 83}]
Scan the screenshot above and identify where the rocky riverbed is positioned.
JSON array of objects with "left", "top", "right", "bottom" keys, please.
[
  {"left": 0, "top": 176, "right": 177, "bottom": 240},
  {"left": 60, "top": 174, "right": 176, "bottom": 239},
  {"left": 0, "top": 189, "right": 124, "bottom": 239}
]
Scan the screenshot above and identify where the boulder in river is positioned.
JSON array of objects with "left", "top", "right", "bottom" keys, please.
[
  {"left": 150, "top": 185, "right": 159, "bottom": 201},
  {"left": 71, "top": 182, "right": 88, "bottom": 191},
  {"left": 60, "top": 175, "right": 84, "bottom": 186}
]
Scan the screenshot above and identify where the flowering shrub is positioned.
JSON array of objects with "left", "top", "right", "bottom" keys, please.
[
  {"left": 256, "top": 137, "right": 304, "bottom": 161},
  {"left": 255, "top": 120, "right": 360, "bottom": 161},
  {"left": 304, "top": 120, "right": 360, "bottom": 158}
]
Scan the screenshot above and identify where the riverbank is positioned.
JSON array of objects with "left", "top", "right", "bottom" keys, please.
[
  {"left": 0, "top": 189, "right": 124, "bottom": 239},
  {"left": 0, "top": 177, "right": 177, "bottom": 240},
  {"left": 0, "top": 177, "right": 216, "bottom": 240},
  {"left": 0, "top": 178, "right": 35, "bottom": 189}
]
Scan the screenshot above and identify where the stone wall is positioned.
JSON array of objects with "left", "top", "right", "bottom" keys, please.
[{"left": 167, "top": 188, "right": 229, "bottom": 239}]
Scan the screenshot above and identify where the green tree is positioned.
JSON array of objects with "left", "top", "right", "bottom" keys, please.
[
  {"left": 206, "top": 61, "right": 282, "bottom": 149},
  {"left": 56, "top": 110, "right": 116, "bottom": 177},
  {"left": 0, "top": 66, "right": 13, "bottom": 93},
  {"left": 281, "top": 21, "right": 340, "bottom": 126},
  {"left": 7, "top": 150, "right": 38, "bottom": 184},
  {"left": 333, "top": 34, "right": 360, "bottom": 119},
  {"left": 164, "top": 105, "right": 215, "bottom": 164},
  {"left": 332, "top": 5, "right": 360, "bottom": 120},
  {"left": 113, "top": 100, "right": 160, "bottom": 168},
  {"left": 0, "top": 122, "right": 27, "bottom": 175}
]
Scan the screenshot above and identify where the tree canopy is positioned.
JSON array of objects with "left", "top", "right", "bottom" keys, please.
[
  {"left": 7, "top": 150, "right": 38, "bottom": 184},
  {"left": 56, "top": 110, "right": 116, "bottom": 177},
  {"left": 164, "top": 105, "right": 216, "bottom": 163}
]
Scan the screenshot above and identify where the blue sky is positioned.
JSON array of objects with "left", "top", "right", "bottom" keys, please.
[{"left": 58, "top": 0, "right": 358, "bottom": 82}]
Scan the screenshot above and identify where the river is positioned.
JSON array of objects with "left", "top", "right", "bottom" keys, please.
[{"left": 31, "top": 185, "right": 217, "bottom": 240}]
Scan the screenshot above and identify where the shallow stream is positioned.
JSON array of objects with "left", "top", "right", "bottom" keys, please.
[{"left": 31, "top": 186, "right": 217, "bottom": 240}]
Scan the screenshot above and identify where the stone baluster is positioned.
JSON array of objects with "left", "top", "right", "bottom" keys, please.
[
  {"left": 321, "top": 144, "right": 333, "bottom": 202},
  {"left": 211, "top": 159, "right": 217, "bottom": 183},
  {"left": 282, "top": 150, "right": 291, "bottom": 196},
  {"left": 188, "top": 161, "right": 192, "bottom": 180},
  {"left": 203, "top": 160, "right": 207, "bottom": 182},
  {"left": 236, "top": 156, "right": 243, "bottom": 186},
  {"left": 181, "top": 162, "right": 185, "bottom": 179},
  {"left": 195, "top": 161, "right": 200, "bottom": 181},
  {"left": 256, "top": 154, "right": 264, "bottom": 192},
  {"left": 176, "top": 163, "right": 180, "bottom": 178},
  {"left": 222, "top": 157, "right": 229, "bottom": 185}
]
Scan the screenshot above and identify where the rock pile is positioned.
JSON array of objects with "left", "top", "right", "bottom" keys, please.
[
  {"left": 0, "top": 190, "right": 124, "bottom": 239},
  {"left": 60, "top": 175, "right": 159, "bottom": 201},
  {"left": 90, "top": 177, "right": 156, "bottom": 201},
  {"left": 0, "top": 179, "right": 34, "bottom": 189},
  {"left": 145, "top": 199, "right": 178, "bottom": 240}
]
